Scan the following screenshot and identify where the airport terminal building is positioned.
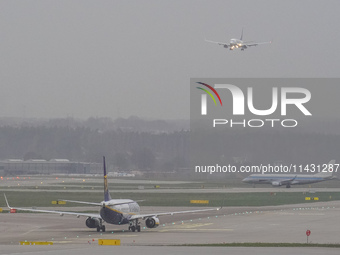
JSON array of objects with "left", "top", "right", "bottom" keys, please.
[{"left": 0, "top": 159, "right": 102, "bottom": 176}]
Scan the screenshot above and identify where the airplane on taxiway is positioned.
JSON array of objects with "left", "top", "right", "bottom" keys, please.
[
  {"left": 242, "top": 160, "right": 336, "bottom": 188},
  {"left": 4, "top": 157, "right": 220, "bottom": 232}
]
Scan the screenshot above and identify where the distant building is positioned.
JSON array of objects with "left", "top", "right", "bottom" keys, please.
[
  {"left": 0, "top": 159, "right": 102, "bottom": 175},
  {"left": 233, "top": 156, "right": 249, "bottom": 164}
]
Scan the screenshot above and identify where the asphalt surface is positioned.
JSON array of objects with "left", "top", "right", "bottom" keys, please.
[
  {"left": 0, "top": 201, "right": 339, "bottom": 254},
  {"left": 1, "top": 176, "right": 339, "bottom": 254}
]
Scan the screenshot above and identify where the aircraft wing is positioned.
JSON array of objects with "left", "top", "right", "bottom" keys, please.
[
  {"left": 129, "top": 207, "right": 221, "bottom": 220},
  {"left": 271, "top": 176, "right": 297, "bottom": 185},
  {"left": 245, "top": 41, "right": 272, "bottom": 47},
  {"left": 4, "top": 194, "right": 101, "bottom": 219},
  {"left": 58, "top": 199, "right": 102, "bottom": 206},
  {"left": 205, "top": 39, "right": 229, "bottom": 47}
]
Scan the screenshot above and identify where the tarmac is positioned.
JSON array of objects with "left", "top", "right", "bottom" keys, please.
[
  {"left": 0, "top": 201, "right": 339, "bottom": 254},
  {"left": 1, "top": 176, "right": 340, "bottom": 254}
]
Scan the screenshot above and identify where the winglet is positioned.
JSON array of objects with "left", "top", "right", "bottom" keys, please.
[{"left": 4, "top": 193, "right": 11, "bottom": 208}]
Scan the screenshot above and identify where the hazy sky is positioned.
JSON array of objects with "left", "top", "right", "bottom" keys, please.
[{"left": 0, "top": 0, "right": 339, "bottom": 119}]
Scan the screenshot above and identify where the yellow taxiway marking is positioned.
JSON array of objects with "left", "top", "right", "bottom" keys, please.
[{"left": 98, "top": 239, "right": 120, "bottom": 245}]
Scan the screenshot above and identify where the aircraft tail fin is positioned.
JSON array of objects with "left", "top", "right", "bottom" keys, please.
[
  {"left": 314, "top": 160, "right": 336, "bottom": 178},
  {"left": 103, "top": 156, "right": 112, "bottom": 202},
  {"left": 240, "top": 27, "right": 244, "bottom": 40},
  {"left": 4, "top": 193, "right": 11, "bottom": 208}
]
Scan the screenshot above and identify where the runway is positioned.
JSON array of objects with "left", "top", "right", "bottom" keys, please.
[{"left": 0, "top": 201, "right": 339, "bottom": 254}]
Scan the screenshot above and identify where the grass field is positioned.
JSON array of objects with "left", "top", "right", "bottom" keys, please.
[
  {"left": 0, "top": 176, "right": 339, "bottom": 208},
  {"left": 1, "top": 176, "right": 339, "bottom": 190},
  {"left": 1, "top": 190, "right": 339, "bottom": 208}
]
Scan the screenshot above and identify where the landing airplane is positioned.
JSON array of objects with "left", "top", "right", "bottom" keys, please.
[
  {"left": 205, "top": 28, "right": 271, "bottom": 51},
  {"left": 4, "top": 157, "right": 220, "bottom": 233},
  {"left": 242, "top": 160, "right": 336, "bottom": 188}
]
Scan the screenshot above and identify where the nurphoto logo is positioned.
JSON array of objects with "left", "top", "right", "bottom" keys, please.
[{"left": 195, "top": 81, "right": 312, "bottom": 128}]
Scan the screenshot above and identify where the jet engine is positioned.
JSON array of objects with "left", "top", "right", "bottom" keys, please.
[
  {"left": 271, "top": 181, "right": 282, "bottom": 186},
  {"left": 145, "top": 217, "right": 160, "bottom": 228},
  {"left": 85, "top": 217, "right": 100, "bottom": 228}
]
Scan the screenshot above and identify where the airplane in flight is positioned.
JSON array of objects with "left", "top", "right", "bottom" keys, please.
[
  {"left": 242, "top": 160, "right": 336, "bottom": 188},
  {"left": 205, "top": 28, "right": 271, "bottom": 51},
  {"left": 4, "top": 157, "right": 220, "bottom": 233}
]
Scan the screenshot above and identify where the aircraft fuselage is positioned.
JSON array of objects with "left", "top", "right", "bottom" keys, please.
[
  {"left": 100, "top": 199, "right": 140, "bottom": 225},
  {"left": 242, "top": 174, "right": 331, "bottom": 186},
  {"left": 229, "top": 38, "right": 245, "bottom": 50}
]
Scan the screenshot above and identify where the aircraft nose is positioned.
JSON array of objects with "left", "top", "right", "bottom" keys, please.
[{"left": 242, "top": 178, "right": 249, "bottom": 183}]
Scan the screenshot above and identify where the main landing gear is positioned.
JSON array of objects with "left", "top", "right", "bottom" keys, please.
[
  {"left": 96, "top": 219, "right": 106, "bottom": 232},
  {"left": 129, "top": 219, "right": 141, "bottom": 232}
]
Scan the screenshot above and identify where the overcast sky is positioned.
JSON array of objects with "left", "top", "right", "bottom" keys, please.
[{"left": 0, "top": 0, "right": 339, "bottom": 120}]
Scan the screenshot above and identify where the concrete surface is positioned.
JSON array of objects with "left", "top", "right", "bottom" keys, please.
[{"left": 0, "top": 201, "right": 339, "bottom": 254}]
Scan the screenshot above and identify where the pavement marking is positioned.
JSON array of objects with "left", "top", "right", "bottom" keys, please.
[
  {"left": 20, "top": 227, "right": 41, "bottom": 236},
  {"left": 175, "top": 223, "right": 213, "bottom": 229},
  {"left": 109, "top": 235, "right": 139, "bottom": 238},
  {"left": 159, "top": 228, "right": 233, "bottom": 232},
  {"left": 297, "top": 213, "right": 325, "bottom": 216},
  {"left": 276, "top": 212, "right": 295, "bottom": 215}
]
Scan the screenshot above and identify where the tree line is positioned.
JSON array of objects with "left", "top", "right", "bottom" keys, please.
[{"left": 0, "top": 125, "right": 338, "bottom": 172}]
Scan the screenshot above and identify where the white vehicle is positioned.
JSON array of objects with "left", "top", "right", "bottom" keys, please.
[
  {"left": 205, "top": 28, "right": 271, "bottom": 51},
  {"left": 4, "top": 157, "right": 220, "bottom": 232}
]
